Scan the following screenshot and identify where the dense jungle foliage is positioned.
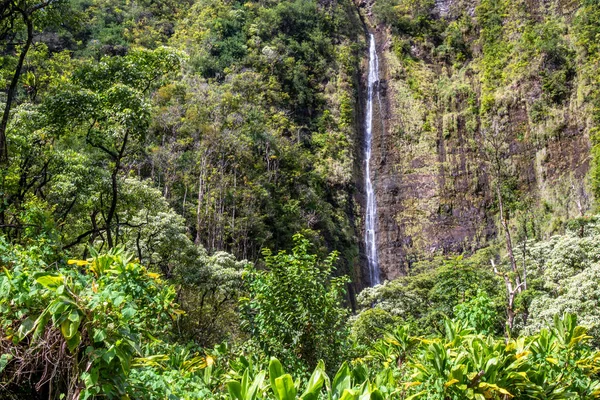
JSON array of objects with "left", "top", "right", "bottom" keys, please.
[{"left": 2, "top": 0, "right": 600, "bottom": 398}]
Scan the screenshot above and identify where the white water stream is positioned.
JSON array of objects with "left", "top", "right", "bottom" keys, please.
[{"left": 364, "top": 33, "right": 381, "bottom": 286}]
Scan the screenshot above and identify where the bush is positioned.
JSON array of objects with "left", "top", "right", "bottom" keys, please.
[
  {"left": 0, "top": 239, "right": 190, "bottom": 399},
  {"left": 240, "top": 234, "right": 349, "bottom": 374}
]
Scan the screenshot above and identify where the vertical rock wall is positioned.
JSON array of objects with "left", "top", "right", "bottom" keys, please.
[{"left": 357, "top": 0, "right": 593, "bottom": 284}]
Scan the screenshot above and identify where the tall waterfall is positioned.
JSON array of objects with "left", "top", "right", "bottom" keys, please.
[{"left": 364, "top": 33, "right": 381, "bottom": 286}]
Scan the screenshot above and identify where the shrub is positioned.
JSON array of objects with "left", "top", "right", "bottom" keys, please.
[{"left": 240, "top": 234, "right": 349, "bottom": 374}]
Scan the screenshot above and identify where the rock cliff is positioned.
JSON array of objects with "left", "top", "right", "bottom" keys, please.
[{"left": 357, "top": 0, "right": 595, "bottom": 284}]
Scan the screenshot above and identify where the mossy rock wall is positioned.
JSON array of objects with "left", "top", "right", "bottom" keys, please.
[{"left": 360, "top": 0, "right": 596, "bottom": 281}]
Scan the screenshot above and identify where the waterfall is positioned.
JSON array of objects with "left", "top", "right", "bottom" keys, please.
[{"left": 364, "top": 33, "right": 381, "bottom": 286}]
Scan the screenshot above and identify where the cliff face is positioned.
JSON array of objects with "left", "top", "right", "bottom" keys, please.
[{"left": 360, "top": 0, "right": 595, "bottom": 282}]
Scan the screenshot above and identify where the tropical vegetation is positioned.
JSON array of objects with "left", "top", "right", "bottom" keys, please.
[{"left": 2, "top": 0, "right": 600, "bottom": 399}]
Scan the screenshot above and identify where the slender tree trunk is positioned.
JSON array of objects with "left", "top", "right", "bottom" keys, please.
[
  {"left": 195, "top": 155, "right": 207, "bottom": 245},
  {"left": 182, "top": 184, "right": 187, "bottom": 217},
  {"left": 506, "top": 297, "right": 515, "bottom": 333},
  {"left": 0, "top": 13, "right": 33, "bottom": 164},
  {"left": 496, "top": 181, "right": 521, "bottom": 289},
  {"left": 105, "top": 131, "right": 129, "bottom": 248},
  {"left": 492, "top": 258, "right": 525, "bottom": 336},
  {"left": 105, "top": 165, "right": 118, "bottom": 248},
  {"left": 492, "top": 259, "right": 515, "bottom": 335}
]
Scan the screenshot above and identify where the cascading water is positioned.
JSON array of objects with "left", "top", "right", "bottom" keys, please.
[{"left": 364, "top": 33, "right": 381, "bottom": 286}]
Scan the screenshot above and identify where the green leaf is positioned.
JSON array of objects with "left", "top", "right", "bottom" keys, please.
[
  {"left": 81, "top": 367, "right": 100, "bottom": 388},
  {"left": 227, "top": 381, "right": 243, "bottom": 400},
  {"left": 103, "top": 346, "right": 116, "bottom": 364},
  {"left": 89, "top": 367, "right": 99, "bottom": 386},
  {"left": 60, "top": 317, "right": 80, "bottom": 339},
  {"left": 241, "top": 368, "right": 250, "bottom": 395},
  {"left": 0, "top": 275, "right": 10, "bottom": 298},
  {"left": 247, "top": 371, "right": 266, "bottom": 400},
  {"left": 332, "top": 362, "right": 352, "bottom": 398},
  {"left": 339, "top": 389, "right": 357, "bottom": 400},
  {"left": 369, "top": 390, "right": 384, "bottom": 400},
  {"left": 269, "top": 357, "right": 285, "bottom": 399},
  {"left": 274, "top": 374, "right": 297, "bottom": 400},
  {"left": 301, "top": 360, "right": 326, "bottom": 399},
  {"left": 115, "top": 345, "right": 132, "bottom": 373},
  {"left": 33, "top": 272, "right": 64, "bottom": 291},
  {"left": 113, "top": 295, "right": 125, "bottom": 307},
  {"left": 0, "top": 354, "right": 13, "bottom": 373},
  {"left": 17, "top": 317, "right": 36, "bottom": 342},
  {"left": 68, "top": 310, "right": 80, "bottom": 322},
  {"left": 33, "top": 309, "right": 51, "bottom": 340},
  {"left": 93, "top": 329, "right": 107, "bottom": 343},
  {"left": 66, "top": 332, "right": 81, "bottom": 352},
  {"left": 358, "top": 381, "right": 370, "bottom": 400},
  {"left": 122, "top": 306, "right": 136, "bottom": 319}
]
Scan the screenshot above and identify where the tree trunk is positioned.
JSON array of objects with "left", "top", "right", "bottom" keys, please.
[
  {"left": 496, "top": 184, "right": 521, "bottom": 289},
  {"left": 195, "top": 155, "right": 207, "bottom": 245},
  {"left": 0, "top": 13, "right": 33, "bottom": 164},
  {"left": 105, "top": 131, "right": 129, "bottom": 248},
  {"left": 492, "top": 259, "right": 521, "bottom": 337}
]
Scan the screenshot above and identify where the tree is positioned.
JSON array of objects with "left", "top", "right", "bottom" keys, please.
[
  {"left": 0, "top": 0, "right": 68, "bottom": 163},
  {"left": 240, "top": 234, "right": 349, "bottom": 373},
  {"left": 482, "top": 116, "right": 527, "bottom": 334},
  {"left": 44, "top": 47, "right": 181, "bottom": 248}
]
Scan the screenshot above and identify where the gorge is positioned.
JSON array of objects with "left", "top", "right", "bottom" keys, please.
[
  {"left": 3, "top": 0, "right": 600, "bottom": 397},
  {"left": 358, "top": 0, "right": 595, "bottom": 284}
]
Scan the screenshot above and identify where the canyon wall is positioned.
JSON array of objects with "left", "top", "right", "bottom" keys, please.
[{"left": 357, "top": 0, "right": 595, "bottom": 283}]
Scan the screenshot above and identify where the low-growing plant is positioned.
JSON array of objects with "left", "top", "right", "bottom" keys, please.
[{"left": 0, "top": 239, "right": 206, "bottom": 399}]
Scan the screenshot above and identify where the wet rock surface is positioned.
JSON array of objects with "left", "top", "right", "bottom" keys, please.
[{"left": 355, "top": 1, "right": 593, "bottom": 285}]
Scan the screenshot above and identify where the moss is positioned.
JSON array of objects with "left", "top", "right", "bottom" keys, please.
[
  {"left": 573, "top": 1, "right": 600, "bottom": 198},
  {"left": 374, "top": 0, "right": 598, "bottom": 272}
]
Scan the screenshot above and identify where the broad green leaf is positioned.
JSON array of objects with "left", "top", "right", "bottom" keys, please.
[
  {"left": 227, "top": 381, "right": 243, "bottom": 400},
  {"left": 339, "top": 389, "right": 357, "bottom": 400},
  {"left": 114, "top": 295, "right": 125, "bottom": 307},
  {"left": 33, "top": 272, "right": 64, "bottom": 291},
  {"left": 68, "top": 310, "right": 80, "bottom": 323},
  {"left": 103, "top": 347, "right": 116, "bottom": 364},
  {"left": 16, "top": 317, "right": 36, "bottom": 341},
  {"left": 0, "top": 354, "right": 13, "bottom": 373},
  {"left": 66, "top": 332, "right": 81, "bottom": 352},
  {"left": 358, "top": 381, "right": 371, "bottom": 400},
  {"left": 369, "top": 389, "right": 384, "bottom": 400},
  {"left": 241, "top": 369, "right": 250, "bottom": 396},
  {"left": 122, "top": 306, "right": 136, "bottom": 319},
  {"left": 332, "top": 362, "right": 352, "bottom": 398},
  {"left": 0, "top": 275, "right": 10, "bottom": 298},
  {"left": 60, "top": 318, "right": 80, "bottom": 339},
  {"left": 270, "top": 357, "right": 285, "bottom": 399},
  {"left": 301, "top": 360, "right": 325, "bottom": 399},
  {"left": 33, "top": 309, "right": 51, "bottom": 341},
  {"left": 274, "top": 374, "right": 296, "bottom": 400},
  {"left": 93, "top": 329, "right": 107, "bottom": 343},
  {"left": 115, "top": 346, "right": 132, "bottom": 373}
]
